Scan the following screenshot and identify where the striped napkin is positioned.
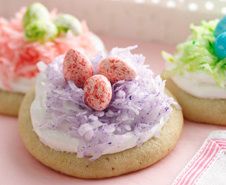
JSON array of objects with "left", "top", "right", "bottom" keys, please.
[{"left": 172, "top": 131, "right": 226, "bottom": 185}]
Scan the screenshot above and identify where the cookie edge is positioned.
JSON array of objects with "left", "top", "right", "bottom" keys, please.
[{"left": 19, "top": 88, "right": 183, "bottom": 179}]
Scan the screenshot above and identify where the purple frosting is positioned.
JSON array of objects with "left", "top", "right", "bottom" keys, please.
[{"left": 42, "top": 46, "right": 175, "bottom": 160}]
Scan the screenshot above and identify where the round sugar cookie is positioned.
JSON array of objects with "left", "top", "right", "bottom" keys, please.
[
  {"left": 18, "top": 89, "right": 183, "bottom": 179},
  {"left": 0, "top": 89, "right": 24, "bottom": 117},
  {"left": 166, "top": 78, "right": 226, "bottom": 125}
]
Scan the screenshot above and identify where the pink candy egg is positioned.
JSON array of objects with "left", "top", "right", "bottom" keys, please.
[
  {"left": 63, "top": 49, "right": 93, "bottom": 88},
  {"left": 98, "top": 57, "right": 137, "bottom": 84},
  {"left": 84, "top": 75, "right": 112, "bottom": 111}
]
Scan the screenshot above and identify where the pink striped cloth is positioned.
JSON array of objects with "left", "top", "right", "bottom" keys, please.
[{"left": 172, "top": 131, "right": 226, "bottom": 185}]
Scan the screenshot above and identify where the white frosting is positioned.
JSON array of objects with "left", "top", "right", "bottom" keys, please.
[
  {"left": 30, "top": 67, "right": 166, "bottom": 155},
  {"left": 171, "top": 72, "right": 226, "bottom": 99},
  {"left": 165, "top": 61, "right": 226, "bottom": 99},
  {"left": 0, "top": 34, "right": 105, "bottom": 94},
  {"left": 0, "top": 77, "right": 36, "bottom": 93}
]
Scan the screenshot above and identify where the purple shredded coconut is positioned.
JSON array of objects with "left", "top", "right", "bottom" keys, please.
[{"left": 42, "top": 46, "right": 176, "bottom": 160}]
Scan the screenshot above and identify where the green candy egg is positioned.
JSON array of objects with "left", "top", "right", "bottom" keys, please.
[
  {"left": 54, "top": 14, "right": 82, "bottom": 36},
  {"left": 23, "top": 3, "right": 50, "bottom": 27},
  {"left": 25, "top": 20, "right": 58, "bottom": 42}
]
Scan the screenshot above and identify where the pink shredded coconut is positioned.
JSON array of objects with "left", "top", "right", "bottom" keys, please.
[{"left": 0, "top": 8, "right": 104, "bottom": 89}]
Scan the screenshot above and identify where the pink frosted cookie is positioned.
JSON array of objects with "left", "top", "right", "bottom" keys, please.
[{"left": 0, "top": 3, "right": 105, "bottom": 116}]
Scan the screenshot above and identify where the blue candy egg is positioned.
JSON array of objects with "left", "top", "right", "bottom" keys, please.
[
  {"left": 214, "top": 16, "right": 226, "bottom": 37},
  {"left": 214, "top": 32, "right": 226, "bottom": 59}
]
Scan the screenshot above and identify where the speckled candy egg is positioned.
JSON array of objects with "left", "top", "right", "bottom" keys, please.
[
  {"left": 63, "top": 49, "right": 93, "bottom": 88},
  {"left": 214, "top": 16, "right": 226, "bottom": 37},
  {"left": 214, "top": 32, "right": 226, "bottom": 59},
  {"left": 98, "top": 57, "right": 137, "bottom": 84},
  {"left": 84, "top": 75, "right": 112, "bottom": 111}
]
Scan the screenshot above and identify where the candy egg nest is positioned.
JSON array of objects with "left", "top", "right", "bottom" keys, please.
[
  {"left": 35, "top": 46, "right": 175, "bottom": 159},
  {"left": 163, "top": 18, "right": 226, "bottom": 87}
]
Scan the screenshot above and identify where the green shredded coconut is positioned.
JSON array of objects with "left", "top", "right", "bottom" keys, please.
[{"left": 162, "top": 20, "right": 226, "bottom": 87}]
